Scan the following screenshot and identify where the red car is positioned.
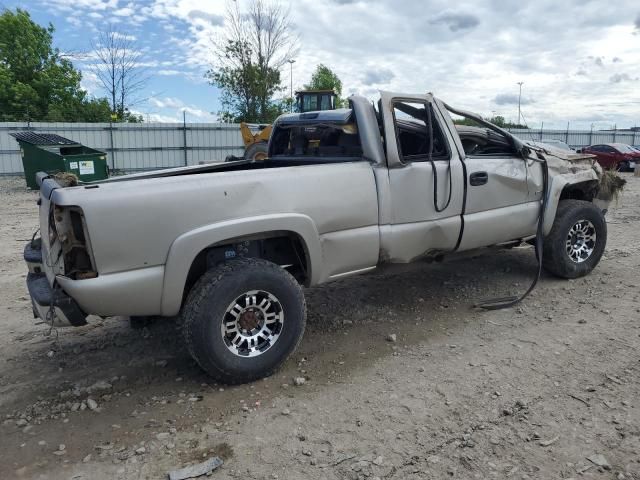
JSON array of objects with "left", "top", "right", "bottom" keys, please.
[{"left": 580, "top": 143, "right": 639, "bottom": 171}]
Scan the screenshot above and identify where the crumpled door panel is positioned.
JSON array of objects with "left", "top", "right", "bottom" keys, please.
[{"left": 464, "top": 156, "right": 528, "bottom": 214}]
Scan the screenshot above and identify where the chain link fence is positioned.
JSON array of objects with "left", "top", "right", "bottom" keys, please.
[{"left": 507, "top": 128, "right": 640, "bottom": 149}]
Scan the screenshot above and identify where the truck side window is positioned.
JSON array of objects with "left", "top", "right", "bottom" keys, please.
[
  {"left": 447, "top": 109, "right": 516, "bottom": 156},
  {"left": 392, "top": 101, "right": 449, "bottom": 162}
]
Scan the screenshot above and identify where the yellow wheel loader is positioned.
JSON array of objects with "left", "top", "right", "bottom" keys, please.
[{"left": 240, "top": 90, "right": 338, "bottom": 161}]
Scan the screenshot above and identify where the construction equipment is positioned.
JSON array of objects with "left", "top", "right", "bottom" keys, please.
[
  {"left": 240, "top": 90, "right": 338, "bottom": 161},
  {"left": 239, "top": 122, "right": 272, "bottom": 161}
]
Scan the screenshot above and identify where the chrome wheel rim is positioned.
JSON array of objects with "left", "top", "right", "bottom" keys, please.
[
  {"left": 221, "top": 290, "right": 284, "bottom": 357},
  {"left": 565, "top": 219, "right": 596, "bottom": 263}
]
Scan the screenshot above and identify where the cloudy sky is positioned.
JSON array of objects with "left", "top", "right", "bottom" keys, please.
[{"left": 11, "top": 0, "right": 640, "bottom": 128}]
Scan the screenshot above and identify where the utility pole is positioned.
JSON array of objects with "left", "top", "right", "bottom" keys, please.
[
  {"left": 288, "top": 59, "right": 296, "bottom": 112},
  {"left": 182, "top": 109, "right": 188, "bottom": 166},
  {"left": 517, "top": 81, "right": 524, "bottom": 126}
]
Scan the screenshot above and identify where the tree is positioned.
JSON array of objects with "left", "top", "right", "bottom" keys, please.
[
  {"left": 0, "top": 8, "right": 112, "bottom": 122},
  {"left": 453, "top": 115, "right": 528, "bottom": 129},
  {"left": 304, "top": 64, "right": 345, "bottom": 107},
  {"left": 46, "top": 96, "right": 113, "bottom": 122},
  {"left": 487, "top": 115, "right": 528, "bottom": 129},
  {"left": 207, "top": 0, "right": 299, "bottom": 123},
  {"left": 90, "top": 26, "right": 149, "bottom": 121}
]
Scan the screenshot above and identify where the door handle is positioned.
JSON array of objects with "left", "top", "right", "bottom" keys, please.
[{"left": 469, "top": 171, "right": 488, "bottom": 186}]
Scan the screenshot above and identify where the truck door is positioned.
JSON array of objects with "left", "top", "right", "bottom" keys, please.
[
  {"left": 379, "top": 91, "right": 464, "bottom": 263},
  {"left": 438, "top": 107, "right": 538, "bottom": 251}
]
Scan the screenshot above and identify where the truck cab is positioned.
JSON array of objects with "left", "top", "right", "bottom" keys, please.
[{"left": 294, "top": 89, "right": 338, "bottom": 113}]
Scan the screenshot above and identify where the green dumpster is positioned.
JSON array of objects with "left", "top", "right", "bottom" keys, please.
[{"left": 10, "top": 132, "right": 109, "bottom": 189}]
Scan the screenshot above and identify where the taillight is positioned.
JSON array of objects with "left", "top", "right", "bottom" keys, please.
[
  {"left": 48, "top": 205, "right": 60, "bottom": 245},
  {"left": 50, "top": 205, "right": 97, "bottom": 279}
]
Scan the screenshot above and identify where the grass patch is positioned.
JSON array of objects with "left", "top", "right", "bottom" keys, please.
[
  {"left": 597, "top": 169, "right": 626, "bottom": 203},
  {"left": 53, "top": 171, "right": 78, "bottom": 187}
]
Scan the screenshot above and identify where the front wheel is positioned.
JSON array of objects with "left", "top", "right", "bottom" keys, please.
[
  {"left": 542, "top": 200, "right": 607, "bottom": 279},
  {"left": 182, "top": 258, "right": 306, "bottom": 384}
]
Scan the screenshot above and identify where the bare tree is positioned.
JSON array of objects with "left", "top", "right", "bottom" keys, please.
[
  {"left": 90, "top": 26, "right": 149, "bottom": 121},
  {"left": 207, "top": 0, "right": 299, "bottom": 122}
]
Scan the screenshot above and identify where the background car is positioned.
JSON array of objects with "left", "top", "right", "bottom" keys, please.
[{"left": 580, "top": 143, "right": 638, "bottom": 172}]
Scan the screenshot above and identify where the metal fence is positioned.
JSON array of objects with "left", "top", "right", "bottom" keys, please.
[
  {"left": 2, "top": 122, "right": 639, "bottom": 176},
  {"left": 507, "top": 128, "right": 640, "bottom": 149},
  {"left": 0, "top": 122, "right": 245, "bottom": 175}
]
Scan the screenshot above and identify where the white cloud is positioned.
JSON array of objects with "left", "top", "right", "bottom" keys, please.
[
  {"left": 610, "top": 73, "right": 638, "bottom": 83},
  {"left": 39, "top": 0, "right": 640, "bottom": 127},
  {"left": 114, "top": 7, "right": 136, "bottom": 17},
  {"left": 41, "top": 0, "right": 118, "bottom": 13},
  {"left": 275, "top": 0, "right": 640, "bottom": 128},
  {"left": 141, "top": 97, "right": 218, "bottom": 122},
  {"left": 428, "top": 10, "right": 480, "bottom": 32},
  {"left": 112, "top": 32, "right": 137, "bottom": 41},
  {"left": 187, "top": 9, "right": 224, "bottom": 26},
  {"left": 493, "top": 94, "right": 535, "bottom": 106},
  {"left": 67, "top": 16, "right": 84, "bottom": 27},
  {"left": 80, "top": 70, "right": 101, "bottom": 95},
  {"left": 156, "top": 69, "right": 183, "bottom": 76},
  {"left": 362, "top": 68, "right": 394, "bottom": 86},
  {"left": 183, "top": 106, "right": 213, "bottom": 118},
  {"left": 141, "top": 110, "right": 219, "bottom": 122},
  {"left": 150, "top": 97, "right": 186, "bottom": 109},
  {"left": 143, "top": 0, "right": 634, "bottom": 127}
]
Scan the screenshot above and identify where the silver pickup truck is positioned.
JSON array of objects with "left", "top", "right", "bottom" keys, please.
[{"left": 24, "top": 91, "right": 611, "bottom": 383}]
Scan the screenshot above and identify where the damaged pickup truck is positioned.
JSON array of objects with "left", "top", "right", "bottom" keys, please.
[{"left": 24, "top": 91, "right": 613, "bottom": 383}]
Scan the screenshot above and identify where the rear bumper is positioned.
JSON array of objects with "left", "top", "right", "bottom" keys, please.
[{"left": 24, "top": 241, "right": 87, "bottom": 327}]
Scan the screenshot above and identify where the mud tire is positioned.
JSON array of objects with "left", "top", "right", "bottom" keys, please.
[
  {"left": 542, "top": 200, "right": 607, "bottom": 279},
  {"left": 182, "top": 258, "right": 306, "bottom": 384}
]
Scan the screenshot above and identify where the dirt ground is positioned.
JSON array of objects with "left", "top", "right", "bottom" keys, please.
[{"left": 0, "top": 174, "right": 638, "bottom": 480}]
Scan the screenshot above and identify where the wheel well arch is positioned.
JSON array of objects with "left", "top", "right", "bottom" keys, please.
[
  {"left": 160, "top": 214, "right": 322, "bottom": 317},
  {"left": 559, "top": 180, "right": 599, "bottom": 202},
  {"left": 182, "top": 230, "right": 311, "bottom": 308}
]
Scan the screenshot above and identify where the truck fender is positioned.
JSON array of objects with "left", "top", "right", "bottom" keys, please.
[
  {"left": 160, "top": 213, "right": 321, "bottom": 316},
  {"left": 543, "top": 169, "right": 601, "bottom": 235},
  {"left": 543, "top": 176, "right": 568, "bottom": 236}
]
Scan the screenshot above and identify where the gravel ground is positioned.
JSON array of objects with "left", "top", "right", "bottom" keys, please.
[{"left": 0, "top": 174, "right": 638, "bottom": 480}]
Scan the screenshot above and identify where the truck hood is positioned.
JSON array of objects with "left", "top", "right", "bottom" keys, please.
[{"left": 524, "top": 141, "right": 600, "bottom": 176}]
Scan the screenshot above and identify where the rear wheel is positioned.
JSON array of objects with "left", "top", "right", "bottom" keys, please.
[
  {"left": 244, "top": 142, "right": 268, "bottom": 161},
  {"left": 182, "top": 258, "right": 306, "bottom": 384},
  {"left": 542, "top": 200, "right": 607, "bottom": 278}
]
